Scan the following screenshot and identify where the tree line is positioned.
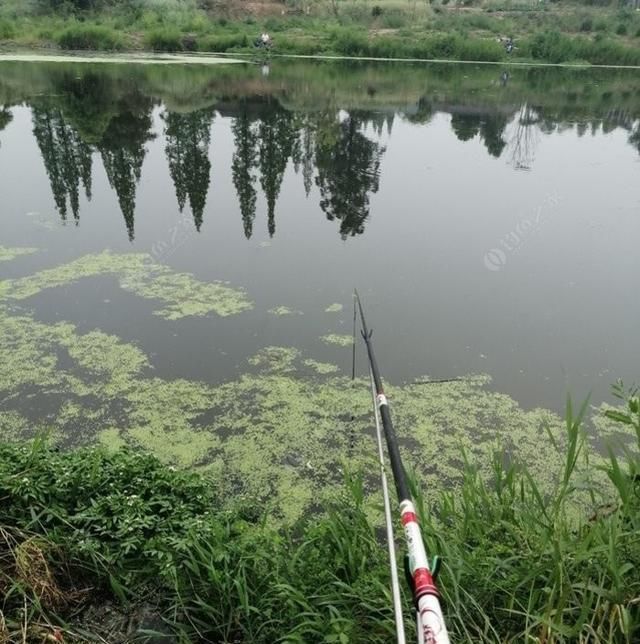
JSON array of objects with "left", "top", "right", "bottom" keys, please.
[{"left": 2, "top": 71, "right": 639, "bottom": 241}]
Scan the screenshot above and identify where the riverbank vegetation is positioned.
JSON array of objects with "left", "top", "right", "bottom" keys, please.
[
  {"left": 2, "top": 0, "right": 640, "bottom": 65},
  {"left": 1, "top": 385, "right": 638, "bottom": 642}
]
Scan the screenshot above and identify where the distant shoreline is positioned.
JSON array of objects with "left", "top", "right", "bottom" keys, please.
[
  {"left": 2, "top": 49, "right": 640, "bottom": 71},
  {"left": 3, "top": 4, "right": 640, "bottom": 68}
]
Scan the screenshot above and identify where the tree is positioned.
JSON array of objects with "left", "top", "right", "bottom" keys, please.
[
  {"left": 98, "top": 108, "right": 155, "bottom": 241},
  {"left": 314, "top": 111, "right": 385, "bottom": 239},
  {"left": 450, "top": 112, "right": 482, "bottom": 143},
  {"left": 0, "top": 108, "right": 12, "bottom": 149},
  {"left": 479, "top": 112, "right": 509, "bottom": 158},
  {"left": 163, "top": 107, "right": 215, "bottom": 232},
  {"left": 31, "top": 105, "right": 93, "bottom": 222},
  {"left": 258, "top": 105, "right": 297, "bottom": 237},
  {"left": 231, "top": 110, "right": 259, "bottom": 239}
]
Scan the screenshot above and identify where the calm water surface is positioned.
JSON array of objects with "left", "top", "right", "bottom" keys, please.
[{"left": 1, "top": 59, "right": 639, "bottom": 416}]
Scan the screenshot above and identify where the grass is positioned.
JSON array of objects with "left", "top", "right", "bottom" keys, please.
[
  {"left": 56, "top": 24, "right": 124, "bottom": 51},
  {"left": 0, "top": 382, "right": 639, "bottom": 642},
  {"left": 2, "top": 2, "right": 640, "bottom": 65}
]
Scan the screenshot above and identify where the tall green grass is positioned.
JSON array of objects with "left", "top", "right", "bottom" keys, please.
[
  {"left": 56, "top": 24, "right": 125, "bottom": 51},
  {"left": 0, "top": 384, "right": 639, "bottom": 642},
  {"left": 525, "top": 30, "right": 640, "bottom": 65}
]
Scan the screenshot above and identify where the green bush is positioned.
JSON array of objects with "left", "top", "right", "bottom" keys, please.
[
  {"left": 199, "top": 33, "right": 248, "bottom": 52},
  {"left": 145, "top": 27, "right": 184, "bottom": 52},
  {"left": 579, "top": 17, "right": 593, "bottom": 32},
  {"left": 56, "top": 24, "right": 124, "bottom": 51},
  {"left": 594, "top": 18, "right": 609, "bottom": 32},
  {"left": 529, "top": 30, "right": 576, "bottom": 63},
  {"left": 0, "top": 19, "right": 16, "bottom": 40},
  {"left": 616, "top": 22, "right": 628, "bottom": 36},
  {"left": 331, "top": 27, "right": 370, "bottom": 56},
  {"left": 1, "top": 383, "right": 639, "bottom": 642}
]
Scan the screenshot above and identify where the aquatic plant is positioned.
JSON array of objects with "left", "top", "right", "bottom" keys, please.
[
  {"left": 0, "top": 389, "right": 638, "bottom": 642},
  {"left": 268, "top": 306, "right": 303, "bottom": 316},
  {"left": 0, "top": 250, "right": 253, "bottom": 319},
  {"left": 0, "top": 246, "right": 37, "bottom": 262},
  {"left": 320, "top": 333, "right": 353, "bottom": 347}
]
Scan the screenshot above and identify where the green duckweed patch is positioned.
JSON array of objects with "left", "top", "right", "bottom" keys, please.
[
  {"left": 268, "top": 306, "right": 303, "bottom": 316},
  {"left": 303, "top": 359, "right": 340, "bottom": 375},
  {"left": 0, "top": 250, "right": 253, "bottom": 320},
  {"left": 320, "top": 333, "right": 353, "bottom": 347},
  {"left": 0, "top": 294, "right": 591, "bottom": 522},
  {"left": 248, "top": 346, "right": 300, "bottom": 373},
  {"left": 0, "top": 253, "right": 626, "bottom": 522},
  {"left": 0, "top": 246, "right": 38, "bottom": 262}
]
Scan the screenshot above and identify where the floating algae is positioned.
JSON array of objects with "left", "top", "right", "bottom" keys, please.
[
  {"left": 320, "top": 334, "right": 353, "bottom": 347},
  {"left": 0, "top": 251, "right": 253, "bottom": 319},
  {"left": 248, "top": 346, "right": 300, "bottom": 373},
  {"left": 0, "top": 246, "right": 38, "bottom": 262},
  {"left": 268, "top": 306, "right": 303, "bottom": 316},
  {"left": 325, "top": 303, "right": 343, "bottom": 313},
  {"left": 303, "top": 359, "right": 340, "bottom": 375},
  {"left": 0, "top": 280, "right": 622, "bottom": 523}
]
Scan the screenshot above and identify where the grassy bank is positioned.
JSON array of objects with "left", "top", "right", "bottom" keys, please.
[
  {"left": 1, "top": 385, "right": 639, "bottom": 642},
  {"left": 2, "top": 1, "right": 640, "bottom": 65}
]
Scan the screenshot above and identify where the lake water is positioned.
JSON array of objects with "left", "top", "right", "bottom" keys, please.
[{"left": 1, "top": 59, "right": 638, "bottom": 518}]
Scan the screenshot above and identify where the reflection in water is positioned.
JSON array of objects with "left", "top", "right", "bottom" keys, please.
[
  {"left": 163, "top": 107, "right": 214, "bottom": 232},
  {"left": 99, "top": 108, "right": 155, "bottom": 241},
  {"left": 507, "top": 104, "right": 541, "bottom": 171},
  {"left": 315, "top": 112, "right": 385, "bottom": 238},
  {"left": 258, "top": 104, "right": 297, "bottom": 238},
  {"left": 3, "top": 62, "right": 640, "bottom": 241},
  {"left": 231, "top": 107, "right": 259, "bottom": 239},
  {"left": 32, "top": 105, "right": 92, "bottom": 222},
  {"left": 0, "top": 107, "right": 12, "bottom": 148}
]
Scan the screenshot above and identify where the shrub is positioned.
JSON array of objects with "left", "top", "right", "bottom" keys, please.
[
  {"left": 331, "top": 28, "right": 369, "bottom": 56},
  {"left": 616, "top": 23, "right": 628, "bottom": 36},
  {"left": 199, "top": 33, "right": 248, "bottom": 52},
  {"left": 579, "top": 17, "right": 593, "bottom": 32},
  {"left": 530, "top": 30, "right": 577, "bottom": 63},
  {"left": 0, "top": 19, "right": 16, "bottom": 40},
  {"left": 145, "top": 27, "right": 184, "bottom": 52},
  {"left": 56, "top": 25, "right": 124, "bottom": 51},
  {"left": 594, "top": 19, "right": 609, "bottom": 32}
]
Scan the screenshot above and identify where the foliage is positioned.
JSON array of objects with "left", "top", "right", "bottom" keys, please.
[
  {"left": 144, "top": 26, "right": 184, "bottom": 52},
  {"left": 0, "top": 385, "right": 639, "bottom": 641},
  {"left": 56, "top": 24, "right": 124, "bottom": 50},
  {"left": 526, "top": 30, "right": 640, "bottom": 65},
  {"left": 0, "top": 19, "right": 16, "bottom": 39},
  {"left": 2, "top": 1, "right": 640, "bottom": 65}
]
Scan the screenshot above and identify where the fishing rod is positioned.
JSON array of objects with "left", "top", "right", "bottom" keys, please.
[{"left": 354, "top": 290, "right": 451, "bottom": 644}]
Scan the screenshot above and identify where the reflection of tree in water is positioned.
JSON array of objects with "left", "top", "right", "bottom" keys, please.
[
  {"left": 507, "top": 104, "right": 540, "bottom": 171},
  {"left": 451, "top": 112, "right": 482, "bottom": 142},
  {"left": 629, "top": 122, "right": 640, "bottom": 155},
  {"left": 98, "top": 109, "right": 155, "bottom": 241},
  {"left": 31, "top": 105, "right": 93, "bottom": 222},
  {"left": 231, "top": 110, "right": 259, "bottom": 239},
  {"left": 289, "top": 114, "right": 316, "bottom": 198},
  {"left": 480, "top": 113, "right": 509, "bottom": 158},
  {"left": 163, "top": 107, "right": 214, "bottom": 232},
  {"left": 53, "top": 72, "right": 120, "bottom": 144},
  {"left": 0, "top": 107, "right": 12, "bottom": 148},
  {"left": 258, "top": 106, "right": 297, "bottom": 237},
  {"left": 450, "top": 111, "right": 508, "bottom": 158},
  {"left": 315, "top": 112, "right": 385, "bottom": 239}
]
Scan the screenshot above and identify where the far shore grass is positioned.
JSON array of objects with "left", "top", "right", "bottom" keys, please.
[{"left": 2, "top": 2, "right": 640, "bottom": 67}]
